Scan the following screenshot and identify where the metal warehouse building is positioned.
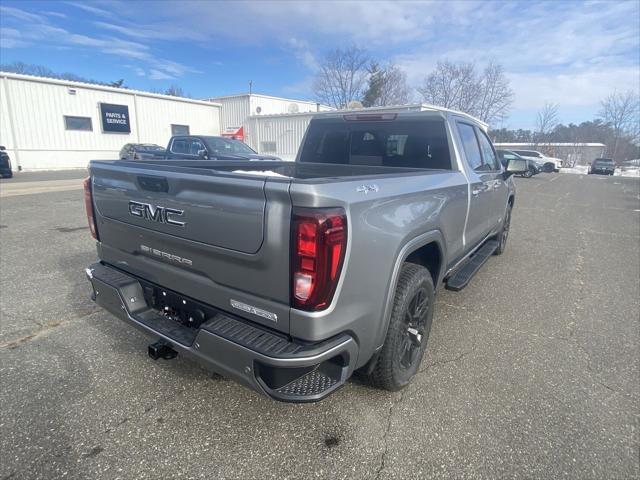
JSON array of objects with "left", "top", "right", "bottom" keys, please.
[
  {"left": 206, "top": 93, "right": 333, "bottom": 148},
  {"left": 246, "top": 104, "right": 488, "bottom": 161},
  {"left": 0, "top": 72, "right": 222, "bottom": 171}
]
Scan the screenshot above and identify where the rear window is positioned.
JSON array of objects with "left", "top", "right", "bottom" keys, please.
[
  {"left": 299, "top": 119, "right": 452, "bottom": 170},
  {"left": 594, "top": 158, "right": 614, "bottom": 165}
]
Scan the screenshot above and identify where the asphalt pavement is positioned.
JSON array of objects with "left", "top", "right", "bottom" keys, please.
[{"left": 0, "top": 172, "right": 638, "bottom": 479}]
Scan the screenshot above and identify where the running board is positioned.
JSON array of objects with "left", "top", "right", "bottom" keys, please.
[{"left": 445, "top": 240, "right": 498, "bottom": 291}]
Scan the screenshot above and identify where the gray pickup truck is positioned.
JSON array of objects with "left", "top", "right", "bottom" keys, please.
[{"left": 84, "top": 110, "right": 525, "bottom": 402}]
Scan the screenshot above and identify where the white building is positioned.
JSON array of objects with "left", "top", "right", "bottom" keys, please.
[
  {"left": 206, "top": 93, "right": 333, "bottom": 148},
  {"left": 246, "top": 103, "right": 487, "bottom": 161},
  {"left": 0, "top": 72, "right": 222, "bottom": 171}
]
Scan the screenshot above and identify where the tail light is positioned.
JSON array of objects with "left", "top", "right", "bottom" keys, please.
[
  {"left": 83, "top": 176, "right": 99, "bottom": 240},
  {"left": 291, "top": 207, "right": 347, "bottom": 311}
]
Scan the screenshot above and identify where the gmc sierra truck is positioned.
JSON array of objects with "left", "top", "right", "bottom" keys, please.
[{"left": 84, "top": 110, "right": 526, "bottom": 402}]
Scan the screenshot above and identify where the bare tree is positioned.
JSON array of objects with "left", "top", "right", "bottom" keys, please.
[
  {"left": 313, "top": 46, "right": 370, "bottom": 109},
  {"left": 535, "top": 103, "right": 559, "bottom": 144},
  {"left": 418, "top": 61, "right": 478, "bottom": 111},
  {"left": 418, "top": 60, "right": 513, "bottom": 124},
  {"left": 362, "top": 63, "right": 411, "bottom": 107},
  {"left": 598, "top": 90, "right": 640, "bottom": 159},
  {"left": 476, "top": 62, "right": 514, "bottom": 125},
  {"left": 164, "top": 84, "right": 185, "bottom": 97}
]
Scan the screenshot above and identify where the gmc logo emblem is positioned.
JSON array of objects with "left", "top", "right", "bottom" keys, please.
[{"left": 128, "top": 201, "right": 185, "bottom": 227}]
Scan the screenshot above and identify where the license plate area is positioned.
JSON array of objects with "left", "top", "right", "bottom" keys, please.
[{"left": 141, "top": 282, "right": 213, "bottom": 330}]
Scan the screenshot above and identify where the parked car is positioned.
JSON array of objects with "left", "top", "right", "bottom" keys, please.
[
  {"left": 589, "top": 158, "right": 615, "bottom": 175},
  {"left": 83, "top": 110, "right": 526, "bottom": 402},
  {"left": 497, "top": 149, "right": 539, "bottom": 178},
  {"left": 119, "top": 143, "right": 166, "bottom": 161},
  {"left": 0, "top": 146, "right": 13, "bottom": 178},
  {"left": 165, "top": 135, "right": 280, "bottom": 161},
  {"left": 511, "top": 150, "right": 562, "bottom": 172}
]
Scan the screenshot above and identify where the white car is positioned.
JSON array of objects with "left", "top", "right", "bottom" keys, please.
[{"left": 511, "top": 150, "right": 563, "bottom": 172}]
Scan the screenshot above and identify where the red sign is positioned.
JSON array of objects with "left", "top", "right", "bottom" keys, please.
[{"left": 221, "top": 126, "right": 244, "bottom": 141}]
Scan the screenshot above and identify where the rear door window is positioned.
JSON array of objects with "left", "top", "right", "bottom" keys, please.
[
  {"left": 299, "top": 119, "right": 452, "bottom": 170},
  {"left": 189, "top": 139, "right": 205, "bottom": 155},
  {"left": 457, "top": 123, "right": 483, "bottom": 171},
  {"left": 476, "top": 129, "right": 500, "bottom": 171}
]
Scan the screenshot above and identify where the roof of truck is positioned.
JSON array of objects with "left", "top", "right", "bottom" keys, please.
[{"left": 250, "top": 103, "right": 489, "bottom": 129}]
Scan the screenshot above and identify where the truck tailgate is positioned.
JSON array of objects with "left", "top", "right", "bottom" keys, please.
[
  {"left": 94, "top": 166, "right": 266, "bottom": 253},
  {"left": 90, "top": 162, "right": 293, "bottom": 333}
]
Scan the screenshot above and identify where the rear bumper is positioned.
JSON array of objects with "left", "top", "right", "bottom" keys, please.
[{"left": 85, "top": 262, "right": 358, "bottom": 402}]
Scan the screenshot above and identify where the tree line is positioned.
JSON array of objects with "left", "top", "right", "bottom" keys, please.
[
  {"left": 312, "top": 46, "right": 514, "bottom": 124},
  {"left": 490, "top": 92, "right": 639, "bottom": 161}
]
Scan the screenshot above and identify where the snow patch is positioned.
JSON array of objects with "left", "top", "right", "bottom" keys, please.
[
  {"left": 614, "top": 168, "right": 640, "bottom": 178},
  {"left": 560, "top": 166, "right": 589, "bottom": 175}
]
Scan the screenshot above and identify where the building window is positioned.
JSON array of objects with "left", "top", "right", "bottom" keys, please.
[
  {"left": 261, "top": 141, "right": 277, "bottom": 153},
  {"left": 64, "top": 116, "right": 93, "bottom": 131},
  {"left": 171, "top": 124, "right": 190, "bottom": 136}
]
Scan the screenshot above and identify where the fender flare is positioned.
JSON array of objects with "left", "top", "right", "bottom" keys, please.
[{"left": 375, "top": 229, "right": 446, "bottom": 351}]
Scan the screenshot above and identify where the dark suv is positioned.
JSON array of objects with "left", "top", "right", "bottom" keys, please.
[
  {"left": 165, "top": 136, "right": 280, "bottom": 161},
  {"left": 589, "top": 158, "right": 615, "bottom": 175},
  {"left": 0, "top": 146, "right": 12, "bottom": 178},
  {"left": 119, "top": 143, "right": 166, "bottom": 161}
]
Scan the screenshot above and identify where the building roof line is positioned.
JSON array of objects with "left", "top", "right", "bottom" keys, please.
[
  {"left": 0, "top": 71, "right": 222, "bottom": 107},
  {"left": 205, "top": 92, "right": 332, "bottom": 107}
]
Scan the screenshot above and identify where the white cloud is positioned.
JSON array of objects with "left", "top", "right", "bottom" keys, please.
[
  {"left": 43, "top": 11, "right": 68, "bottom": 19},
  {"left": 64, "top": 1, "right": 114, "bottom": 18},
  {"left": 508, "top": 68, "right": 640, "bottom": 109},
  {"left": 0, "top": 5, "right": 196, "bottom": 80},
  {"left": 148, "top": 69, "right": 174, "bottom": 80}
]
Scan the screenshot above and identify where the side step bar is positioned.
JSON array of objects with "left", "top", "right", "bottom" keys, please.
[{"left": 445, "top": 240, "right": 498, "bottom": 291}]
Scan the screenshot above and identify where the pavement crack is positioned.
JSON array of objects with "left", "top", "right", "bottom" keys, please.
[
  {"left": 1, "top": 319, "right": 71, "bottom": 350},
  {"left": 0, "top": 308, "right": 99, "bottom": 350},
  {"left": 418, "top": 342, "right": 477, "bottom": 375},
  {"left": 375, "top": 391, "right": 404, "bottom": 480}
]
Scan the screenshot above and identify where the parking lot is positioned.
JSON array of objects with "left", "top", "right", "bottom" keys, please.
[{"left": 1, "top": 172, "right": 638, "bottom": 479}]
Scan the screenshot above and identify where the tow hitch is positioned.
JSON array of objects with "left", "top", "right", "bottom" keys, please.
[{"left": 148, "top": 341, "right": 178, "bottom": 360}]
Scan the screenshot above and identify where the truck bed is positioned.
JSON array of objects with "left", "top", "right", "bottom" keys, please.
[{"left": 103, "top": 159, "right": 428, "bottom": 181}]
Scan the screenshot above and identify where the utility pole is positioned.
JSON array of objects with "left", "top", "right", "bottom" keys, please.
[{"left": 249, "top": 80, "right": 252, "bottom": 95}]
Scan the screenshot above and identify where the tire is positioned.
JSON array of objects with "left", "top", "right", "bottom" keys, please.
[
  {"left": 369, "top": 263, "right": 435, "bottom": 391},
  {"left": 523, "top": 168, "right": 534, "bottom": 178},
  {"left": 494, "top": 202, "right": 512, "bottom": 255}
]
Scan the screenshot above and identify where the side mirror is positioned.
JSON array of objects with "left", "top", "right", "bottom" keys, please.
[
  {"left": 504, "top": 159, "right": 528, "bottom": 178},
  {"left": 197, "top": 149, "right": 208, "bottom": 159}
]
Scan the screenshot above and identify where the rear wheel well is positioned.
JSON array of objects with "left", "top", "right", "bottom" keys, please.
[{"left": 405, "top": 242, "right": 442, "bottom": 286}]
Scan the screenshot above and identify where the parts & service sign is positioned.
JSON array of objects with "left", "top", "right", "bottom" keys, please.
[{"left": 100, "top": 103, "right": 131, "bottom": 133}]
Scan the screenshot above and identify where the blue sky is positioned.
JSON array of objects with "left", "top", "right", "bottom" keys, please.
[{"left": 1, "top": 0, "right": 638, "bottom": 129}]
